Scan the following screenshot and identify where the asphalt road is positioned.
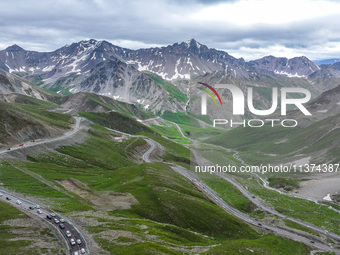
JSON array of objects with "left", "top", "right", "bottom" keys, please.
[
  {"left": 173, "top": 122, "right": 187, "bottom": 139},
  {"left": 142, "top": 138, "right": 157, "bottom": 162},
  {"left": 106, "top": 128, "right": 156, "bottom": 163},
  {"left": 0, "top": 116, "right": 88, "bottom": 255},
  {"left": 0, "top": 189, "right": 87, "bottom": 255}
]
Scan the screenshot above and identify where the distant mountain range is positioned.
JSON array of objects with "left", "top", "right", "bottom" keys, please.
[
  {"left": 313, "top": 58, "right": 340, "bottom": 65},
  {"left": 1, "top": 39, "right": 340, "bottom": 114}
]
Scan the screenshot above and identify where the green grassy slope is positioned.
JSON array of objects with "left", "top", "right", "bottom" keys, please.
[
  {"left": 0, "top": 201, "right": 64, "bottom": 254},
  {"left": 79, "top": 111, "right": 154, "bottom": 134}
]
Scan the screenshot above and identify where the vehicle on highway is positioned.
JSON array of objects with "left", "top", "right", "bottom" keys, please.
[
  {"left": 310, "top": 240, "right": 315, "bottom": 243},
  {"left": 54, "top": 218, "right": 60, "bottom": 224},
  {"left": 60, "top": 224, "right": 65, "bottom": 229},
  {"left": 37, "top": 209, "right": 42, "bottom": 214},
  {"left": 7, "top": 148, "right": 10, "bottom": 150},
  {"left": 36, "top": 205, "right": 40, "bottom": 209},
  {"left": 76, "top": 239, "right": 82, "bottom": 244},
  {"left": 46, "top": 214, "right": 52, "bottom": 219},
  {"left": 258, "top": 223, "right": 262, "bottom": 226},
  {"left": 51, "top": 213, "right": 56, "bottom": 217},
  {"left": 19, "top": 144, "right": 24, "bottom": 146},
  {"left": 0, "top": 193, "right": 3, "bottom": 197},
  {"left": 29, "top": 206, "right": 35, "bottom": 210},
  {"left": 60, "top": 218, "right": 65, "bottom": 223},
  {"left": 16, "top": 200, "right": 22, "bottom": 205},
  {"left": 65, "top": 230, "right": 72, "bottom": 238},
  {"left": 6, "top": 197, "right": 11, "bottom": 200},
  {"left": 72, "top": 252, "right": 79, "bottom": 255},
  {"left": 81, "top": 248, "right": 86, "bottom": 254},
  {"left": 70, "top": 238, "right": 76, "bottom": 246}
]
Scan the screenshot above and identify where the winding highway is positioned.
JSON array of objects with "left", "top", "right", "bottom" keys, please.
[
  {"left": 1, "top": 114, "right": 339, "bottom": 254},
  {"left": 193, "top": 139, "right": 340, "bottom": 241},
  {"left": 0, "top": 116, "right": 89, "bottom": 255},
  {"left": 107, "top": 126, "right": 340, "bottom": 254}
]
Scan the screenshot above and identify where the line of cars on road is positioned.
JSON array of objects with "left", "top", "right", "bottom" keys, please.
[
  {"left": 45, "top": 213, "right": 85, "bottom": 254},
  {"left": 1, "top": 192, "right": 86, "bottom": 255}
]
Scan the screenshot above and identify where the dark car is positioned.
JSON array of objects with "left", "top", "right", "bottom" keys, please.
[
  {"left": 60, "top": 224, "right": 65, "bottom": 229},
  {"left": 6, "top": 197, "right": 11, "bottom": 200},
  {"left": 258, "top": 223, "right": 262, "bottom": 226},
  {"left": 46, "top": 215, "right": 52, "bottom": 219},
  {"left": 29, "top": 206, "right": 35, "bottom": 210},
  {"left": 7, "top": 148, "right": 10, "bottom": 150}
]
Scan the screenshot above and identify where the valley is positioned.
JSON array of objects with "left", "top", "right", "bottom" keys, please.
[{"left": 0, "top": 38, "right": 339, "bottom": 255}]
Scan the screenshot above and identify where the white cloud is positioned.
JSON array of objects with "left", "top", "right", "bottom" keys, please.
[
  {"left": 1, "top": 0, "right": 340, "bottom": 60},
  {"left": 191, "top": 0, "right": 340, "bottom": 25}
]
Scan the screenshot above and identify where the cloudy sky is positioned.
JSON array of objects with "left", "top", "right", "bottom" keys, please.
[{"left": 1, "top": 0, "right": 340, "bottom": 60}]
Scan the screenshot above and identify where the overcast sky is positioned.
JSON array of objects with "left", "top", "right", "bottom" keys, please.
[{"left": 1, "top": 0, "right": 340, "bottom": 60}]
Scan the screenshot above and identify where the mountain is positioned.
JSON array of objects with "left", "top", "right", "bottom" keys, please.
[
  {"left": 0, "top": 40, "right": 120, "bottom": 80},
  {"left": 0, "top": 40, "right": 187, "bottom": 113},
  {"left": 0, "top": 39, "right": 325, "bottom": 86},
  {"left": 0, "top": 39, "right": 250, "bottom": 82},
  {"left": 306, "top": 84, "right": 340, "bottom": 118},
  {"left": 48, "top": 57, "right": 186, "bottom": 113},
  {"left": 115, "top": 39, "right": 248, "bottom": 80},
  {"left": 0, "top": 68, "right": 53, "bottom": 100},
  {"left": 313, "top": 58, "right": 340, "bottom": 65},
  {"left": 248, "top": 55, "right": 320, "bottom": 77},
  {"left": 2, "top": 38, "right": 340, "bottom": 114}
]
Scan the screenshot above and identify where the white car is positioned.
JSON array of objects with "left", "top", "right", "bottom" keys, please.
[
  {"left": 76, "top": 239, "right": 82, "bottom": 244},
  {"left": 60, "top": 218, "right": 65, "bottom": 223},
  {"left": 54, "top": 218, "right": 60, "bottom": 224},
  {"left": 0, "top": 193, "right": 3, "bottom": 197},
  {"left": 16, "top": 200, "right": 22, "bottom": 205},
  {"left": 36, "top": 205, "right": 40, "bottom": 209},
  {"left": 70, "top": 238, "right": 76, "bottom": 246},
  {"left": 65, "top": 230, "right": 72, "bottom": 238},
  {"left": 81, "top": 248, "right": 86, "bottom": 254},
  {"left": 37, "top": 209, "right": 42, "bottom": 214}
]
